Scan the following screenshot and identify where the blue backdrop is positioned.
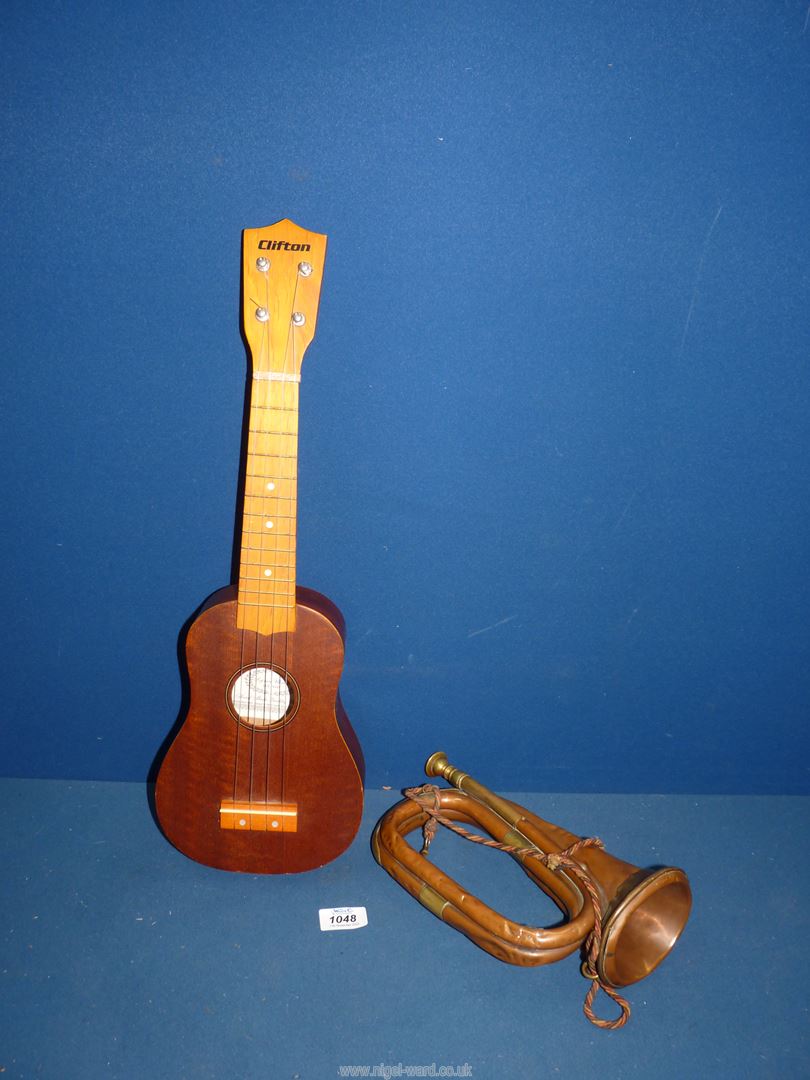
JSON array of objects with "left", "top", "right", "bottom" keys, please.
[{"left": 1, "top": 1, "right": 807, "bottom": 793}]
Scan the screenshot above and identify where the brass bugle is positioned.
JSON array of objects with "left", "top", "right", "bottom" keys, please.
[{"left": 372, "top": 752, "right": 691, "bottom": 988}]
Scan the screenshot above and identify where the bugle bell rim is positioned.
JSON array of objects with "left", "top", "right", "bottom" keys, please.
[{"left": 598, "top": 864, "right": 692, "bottom": 987}]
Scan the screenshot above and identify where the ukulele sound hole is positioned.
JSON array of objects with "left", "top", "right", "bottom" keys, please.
[{"left": 227, "top": 664, "right": 299, "bottom": 729}]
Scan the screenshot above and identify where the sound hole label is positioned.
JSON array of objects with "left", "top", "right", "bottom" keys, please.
[{"left": 228, "top": 665, "right": 297, "bottom": 728}]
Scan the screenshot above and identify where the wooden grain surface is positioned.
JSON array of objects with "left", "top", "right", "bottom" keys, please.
[{"left": 155, "top": 586, "right": 364, "bottom": 873}]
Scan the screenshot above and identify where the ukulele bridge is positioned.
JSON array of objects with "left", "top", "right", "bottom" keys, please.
[{"left": 219, "top": 800, "right": 298, "bottom": 832}]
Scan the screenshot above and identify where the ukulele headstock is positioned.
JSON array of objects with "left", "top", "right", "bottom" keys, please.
[{"left": 242, "top": 219, "right": 327, "bottom": 379}]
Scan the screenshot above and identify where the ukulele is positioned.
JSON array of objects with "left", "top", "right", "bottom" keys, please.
[{"left": 155, "top": 219, "right": 364, "bottom": 873}]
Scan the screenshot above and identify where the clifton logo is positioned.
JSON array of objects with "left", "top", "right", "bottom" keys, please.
[{"left": 258, "top": 240, "right": 311, "bottom": 251}]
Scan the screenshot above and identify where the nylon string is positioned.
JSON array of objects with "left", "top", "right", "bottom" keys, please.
[
  {"left": 233, "top": 258, "right": 301, "bottom": 820},
  {"left": 270, "top": 270, "right": 300, "bottom": 815}
]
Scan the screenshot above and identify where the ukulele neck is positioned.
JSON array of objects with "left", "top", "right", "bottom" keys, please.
[
  {"left": 236, "top": 219, "right": 327, "bottom": 637},
  {"left": 236, "top": 375, "right": 299, "bottom": 636}
]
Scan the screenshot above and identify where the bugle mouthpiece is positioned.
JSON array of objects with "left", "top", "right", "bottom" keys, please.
[{"left": 424, "top": 751, "right": 450, "bottom": 779}]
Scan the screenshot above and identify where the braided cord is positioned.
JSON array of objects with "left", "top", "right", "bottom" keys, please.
[{"left": 404, "top": 784, "right": 631, "bottom": 1031}]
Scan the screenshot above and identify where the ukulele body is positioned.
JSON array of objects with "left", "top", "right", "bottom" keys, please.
[{"left": 155, "top": 584, "right": 364, "bottom": 873}]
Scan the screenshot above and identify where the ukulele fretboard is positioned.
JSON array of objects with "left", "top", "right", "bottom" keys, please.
[{"left": 237, "top": 377, "right": 299, "bottom": 635}]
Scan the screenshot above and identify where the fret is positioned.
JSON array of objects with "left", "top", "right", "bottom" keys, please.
[
  {"left": 240, "top": 545, "right": 295, "bottom": 557},
  {"left": 238, "top": 572, "right": 295, "bottom": 580},
  {"left": 242, "top": 495, "right": 296, "bottom": 506},
  {"left": 237, "top": 581, "right": 296, "bottom": 592},
  {"left": 243, "top": 482, "right": 297, "bottom": 498},
  {"left": 239, "top": 572, "right": 294, "bottom": 583},
  {"left": 239, "top": 557, "right": 295, "bottom": 565},
  {"left": 242, "top": 511, "right": 298, "bottom": 521},
  {"left": 239, "top": 563, "right": 295, "bottom": 575},
  {"left": 237, "top": 597, "right": 296, "bottom": 607},
  {"left": 238, "top": 586, "right": 296, "bottom": 596},
  {"left": 239, "top": 579, "right": 295, "bottom": 587},
  {"left": 241, "top": 532, "right": 296, "bottom": 542},
  {"left": 248, "top": 428, "right": 299, "bottom": 437},
  {"left": 242, "top": 485, "right": 297, "bottom": 492},
  {"left": 238, "top": 549, "right": 296, "bottom": 560},
  {"left": 242, "top": 511, "right": 296, "bottom": 521},
  {"left": 245, "top": 451, "right": 298, "bottom": 460},
  {"left": 240, "top": 534, "right": 296, "bottom": 543},
  {"left": 238, "top": 576, "right": 294, "bottom": 588},
  {"left": 239, "top": 557, "right": 296, "bottom": 565},
  {"left": 244, "top": 475, "right": 297, "bottom": 485},
  {"left": 241, "top": 538, "right": 296, "bottom": 547},
  {"left": 244, "top": 472, "right": 297, "bottom": 481},
  {"left": 243, "top": 516, "right": 295, "bottom": 529},
  {"left": 238, "top": 601, "right": 296, "bottom": 610},
  {"left": 238, "top": 596, "right": 296, "bottom": 606},
  {"left": 241, "top": 518, "right": 296, "bottom": 530},
  {"left": 240, "top": 531, "right": 296, "bottom": 541},
  {"left": 240, "top": 540, "right": 295, "bottom": 548},
  {"left": 242, "top": 519, "right": 297, "bottom": 531},
  {"left": 249, "top": 425, "right": 300, "bottom": 438},
  {"left": 241, "top": 527, "right": 296, "bottom": 537},
  {"left": 241, "top": 526, "right": 296, "bottom": 535},
  {"left": 241, "top": 510, "right": 296, "bottom": 522},
  {"left": 243, "top": 476, "right": 297, "bottom": 488},
  {"left": 239, "top": 571, "right": 295, "bottom": 580}
]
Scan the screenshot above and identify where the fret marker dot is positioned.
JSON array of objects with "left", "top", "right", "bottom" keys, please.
[
  {"left": 264, "top": 569, "right": 272, "bottom": 577},
  {"left": 271, "top": 820, "right": 279, "bottom": 829},
  {"left": 266, "top": 482, "right": 275, "bottom": 491},
  {"left": 265, "top": 520, "right": 274, "bottom": 529}
]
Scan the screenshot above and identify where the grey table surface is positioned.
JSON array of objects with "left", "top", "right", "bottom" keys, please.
[{"left": 1, "top": 780, "right": 808, "bottom": 1080}]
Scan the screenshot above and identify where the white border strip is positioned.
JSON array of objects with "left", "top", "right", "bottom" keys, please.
[{"left": 253, "top": 371, "right": 300, "bottom": 383}]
